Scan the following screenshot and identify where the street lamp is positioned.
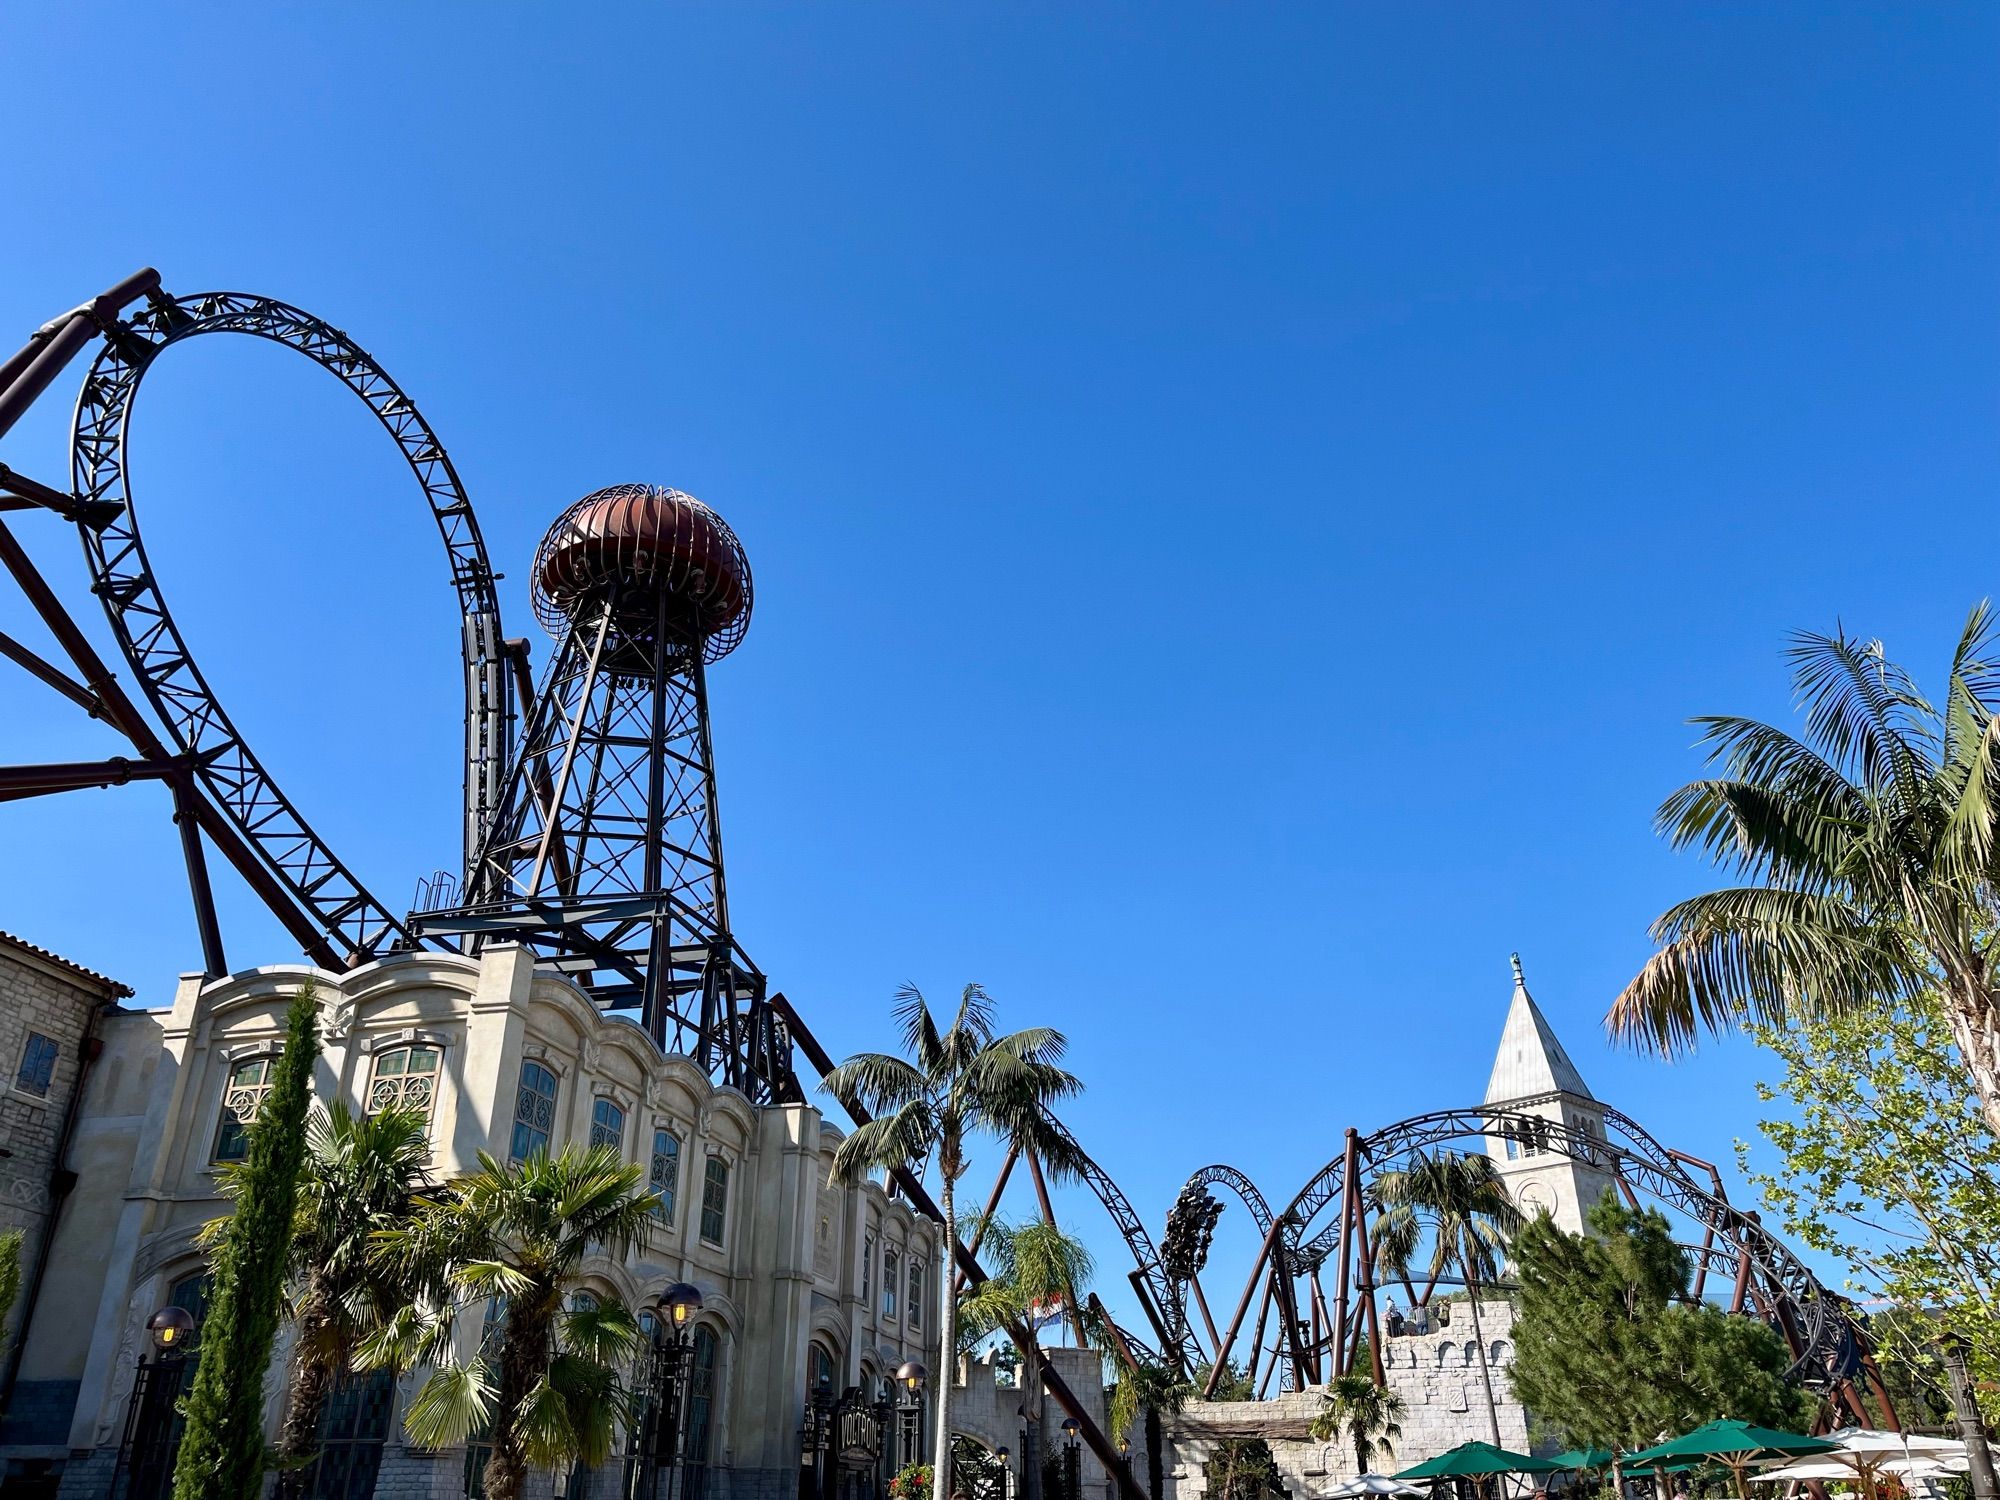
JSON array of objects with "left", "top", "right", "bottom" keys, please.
[
  {"left": 895, "top": 1362, "right": 928, "bottom": 1469},
  {"left": 644, "top": 1283, "right": 705, "bottom": 1498},
  {"left": 146, "top": 1305, "right": 195, "bottom": 1357},
  {"left": 1060, "top": 1418, "right": 1081, "bottom": 1500}
]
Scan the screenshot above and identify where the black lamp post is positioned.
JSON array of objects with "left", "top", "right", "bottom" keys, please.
[
  {"left": 895, "top": 1361, "right": 928, "bottom": 1470},
  {"left": 1060, "top": 1419, "right": 1081, "bottom": 1500},
  {"left": 114, "top": 1306, "right": 198, "bottom": 1500},
  {"left": 642, "top": 1282, "right": 704, "bottom": 1500},
  {"left": 998, "top": 1445, "right": 1013, "bottom": 1500}
]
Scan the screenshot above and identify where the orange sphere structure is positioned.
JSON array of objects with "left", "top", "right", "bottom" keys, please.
[{"left": 532, "top": 484, "right": 753, "bottom": 662}]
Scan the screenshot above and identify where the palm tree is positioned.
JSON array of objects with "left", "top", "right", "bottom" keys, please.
[
  {"left": 364, "top": 1145, "right": 657, "bottom": 1500},
  {"left": 1371, "top": 1150, "right": 1522, "bottom": 1447},
  {"left": 958, "top": 1219, "right": 1096, "bottom": 1500},
  {"left": 824, "top": 982, "right": 1085, "bottom": 1500},
  {"left": 1309, "top": 1372, "right": 1406, "bottom": 1476},
  {"left": 1606, "top": 608, "right": 2000, "bottom": 1139},
  {"left": 259, "top": 1102, "right": 431, "bottom": 1483}
]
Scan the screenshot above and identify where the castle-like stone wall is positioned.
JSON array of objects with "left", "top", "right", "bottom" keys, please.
[{"left": 1166, "top": 1301, "right": 1527, "bottom": 1500}]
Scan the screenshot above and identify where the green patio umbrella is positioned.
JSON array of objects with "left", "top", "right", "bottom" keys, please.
[
  {"left": 1548, "top": 1451, "right": 1613, "bottom": 1472},
  {"left": 1395, "top": 1443, "right": 1566, "bottom": 1481},
  {"left": 1623, "top": 1420, "right": 1835, "bottom": 1496}
]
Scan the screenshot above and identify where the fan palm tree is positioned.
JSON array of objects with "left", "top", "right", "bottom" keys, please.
[
  {"left": 252, "top": 1102, "right": 432, "bottom": 1484},
  {"left": 363, "top": 1145, "right": 657, "bottom": 1500},
  {"left": 1607, "top": 608, "right": 2000, "bottom": 1139},
  {"left": 1309, "top": 1372, "right": 1407, "bottom": 1476},
  {"left": 1371, "top": 1150, "right": 1522, "bottom": 1447},
  {"left": 958, "top": 1218, "right": 1097, "bottom": 1500},
  {"left": 824, "top": 982, "right": 1086, "bottom": 1500}
]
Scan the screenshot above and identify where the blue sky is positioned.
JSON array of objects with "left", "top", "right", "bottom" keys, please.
[{"left": 2, "top": 4, "right": 1995, "bottom": 1330}]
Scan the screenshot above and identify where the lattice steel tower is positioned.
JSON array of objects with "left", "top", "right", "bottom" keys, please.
[{"left": 413, "top": 484, "right": 792, "bottom": 1099}]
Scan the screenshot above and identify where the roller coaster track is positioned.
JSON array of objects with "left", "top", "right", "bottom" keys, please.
[{"left": 67, "top": 290, "right": 509, "bottom": 964}]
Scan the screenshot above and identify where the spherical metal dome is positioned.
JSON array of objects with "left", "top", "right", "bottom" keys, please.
[{"left": 532, "top": 484, "right": 752, "bottom": 662}]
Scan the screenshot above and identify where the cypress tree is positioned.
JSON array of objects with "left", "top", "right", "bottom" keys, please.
[{"left": 172, "top": 984, "right": 320, "bottom": 1500}]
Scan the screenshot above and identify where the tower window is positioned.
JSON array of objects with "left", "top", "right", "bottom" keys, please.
[
  {"left": 908, "top": 1261, "right": 924, "bottom": 1332},
  {"left": 510, "top": 1061, "right": 559, "bottom": 1162},
  {"left": 882, "top": 1245, "right": 900, "bottom": 1319}
]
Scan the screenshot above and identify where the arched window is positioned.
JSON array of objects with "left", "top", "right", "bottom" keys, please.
[
  {"left": 511, "top": 1061, "right": 558, "bottom": 1162},
  {"left": 167, "top": 1270, "right": 212, "bottom": 1351},
  {"left": 808, "top": 1341, "right": 837, "bottom": 1398},
  {"left": 1462, "top": 1342, "right": 1481, "bottom": 1367},
  {"left": 650, "top": 1129, "right": 681, "bottom": 1224},
  {"left": 1435, "top": 1343, "right": 1453, "bottom": 1367},
  {"left": 1489, "top": 1340, "right": 1511, "bottom": 1365},
  {"left": 214, "top": 1056, "right": 276, "bottom": 1162},
  {"left": 862, "top": 1232, "right": 876, "bottom": 1304},
  {"left": 907, "top": 1261, "right": 924, "bottom": 1332},
  {"left": 590, "top": 1097, "right": 626, "bottom": 1154},
  {"left": 700, "top": 1157, "right": 729, "bottom": 1245},
  {"left": 881, "top": 1246, "right": 899, "bottom": 1319},
  {"left": 685, "top": 1327, "right": 720, "bottom": 1463},
  {"left": 368, "top": 1045, "right": 441, "bottom": 1126}
]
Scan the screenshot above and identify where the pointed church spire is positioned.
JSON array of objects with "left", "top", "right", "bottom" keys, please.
[{"left": 1485, "top": 952, "right": 1594, "bottom": 1103}]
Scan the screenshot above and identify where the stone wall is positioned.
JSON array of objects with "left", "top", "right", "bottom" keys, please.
[
  {"left": 0, "top": 935, "right": 123, "bottom": 1457},
  {"left": 1165, "top": 1302, "right": 1527, "bottom": 1500}
]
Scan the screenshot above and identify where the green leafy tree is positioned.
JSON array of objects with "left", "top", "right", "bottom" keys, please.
[
  {"left": 1101, "top": 1355, "right": 1182, "bottom": 1500},
  {"left": 960, "top": 1219, "right": 1097, "bottom": 1500},
  {"left": 1606, "top": 607, "right": 2000, "bottom": 1141},
  {"left": 172, "top": 985, "right": 321, "bottom": 1500},
  {"left": 0, "top": 1228, "right": 23, "bottom": 1338},
  {"left": 1309, "top": 1372, "right": 1406, "bottom": 1475},
  {"left": 1371, "top": 1150, "right": 1522, "bottom": 1446},
  {"left": 1508, "top": 1194, "right": 1808, "bottom": 1453},
  {"left": 1736, "top": 990, "right": 2000, "bottom": 1419},
  {"left": 365, "top": 1144, "right": 656, "bottom": 1500},
  {"left": 823, "top": 982, "right": 1085, "bottom": 1500}
]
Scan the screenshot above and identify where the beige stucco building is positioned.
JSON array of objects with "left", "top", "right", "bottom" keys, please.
[{"left": 0, "top": 945, "right": 940, "bottom": 1500}]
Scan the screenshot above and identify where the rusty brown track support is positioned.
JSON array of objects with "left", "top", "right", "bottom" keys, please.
[
  {"left": 956, "top": 1142, "right": 1021, "bottom": 1293},
  {"left": 1330, "top": 1129, "right": 1359, "bottom": 1378},
  {"left": 0, "top": 517, "right": 337, "bottom": 974},
  {"left": 774, "top": 996, "right": 1146, "bottom": 1500},
  {"left": 1206, "top": 1215, "right": 1284, "bottom": 1398},
  {"left": 1189, "top": 1274, "right": 1222, "bottom": 1360},
  {"left": 1026, "top": 1147, "right": 1093, "bottom": 1348}
]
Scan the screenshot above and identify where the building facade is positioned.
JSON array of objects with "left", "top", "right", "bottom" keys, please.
[
  {"left": 0, "top": 946, "right": 940, "bottom": 1500},
  {"left": 0, "top": 933, "right": 132, "bottom": 1465}
]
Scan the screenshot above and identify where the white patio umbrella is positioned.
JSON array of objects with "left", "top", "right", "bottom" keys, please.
[
  {"left": 1325, "top": 1477, "right": 1428, "bottom": 1498},
  {"left": 1823, "top": 1429, "right": 1968, "bottom": 1459},
  {"left": 1755, "top": 1455, "right": 1964, "bottom": 1484}
]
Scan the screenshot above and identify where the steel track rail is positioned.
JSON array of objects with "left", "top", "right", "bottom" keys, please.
[{"left": 69, "top": 292, "right": 507, "bottom": 964}]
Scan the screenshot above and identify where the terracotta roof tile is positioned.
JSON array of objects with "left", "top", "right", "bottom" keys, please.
[{"left": 0, "top": 930, "right": 135, "bottom": 998}]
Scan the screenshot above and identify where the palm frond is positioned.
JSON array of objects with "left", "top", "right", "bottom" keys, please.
[
  {"left": 401, "top": 1359, "right": 494, "bottom": 1450},
  {"left": 1607, "top": 885, "right": 1918, "bottom": 1053},
  {"left": 1787, "top": 626, "right": 1935, "bottom": 812}
]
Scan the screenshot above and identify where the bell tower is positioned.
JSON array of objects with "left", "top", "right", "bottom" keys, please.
[{"left": 1482, "top": 954, "right": 1615, "bottom": 1234}]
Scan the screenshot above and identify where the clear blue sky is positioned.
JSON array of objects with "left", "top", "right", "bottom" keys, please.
[{"left": 2, "top": 4, "right": 1995, "bottom": 1326}]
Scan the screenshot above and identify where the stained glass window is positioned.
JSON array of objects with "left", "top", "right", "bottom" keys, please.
[
  {"left": 590, "top": 1097, "right": 625, "bottom": 1154},
  {"left": 511, "top": 1061, "right": 558, "bottom": 1162},
  {"left": 368, "top": 1045, "right": 440, "bottom": 1126},
  {"left": 214, "top": 1057, "right": 274, "bottom": 1162},
  {"left": 700, "top": 1156, "right": 728, "bottom": 1245},
  {"left": 650, "top": 1129, "right": 680, "bottom": 1224}
]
